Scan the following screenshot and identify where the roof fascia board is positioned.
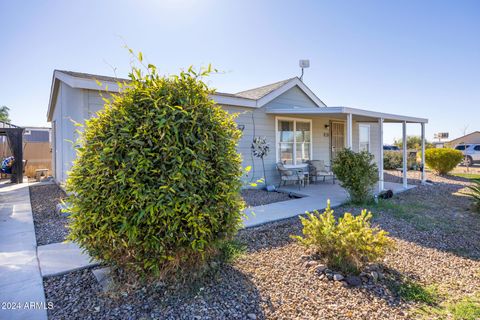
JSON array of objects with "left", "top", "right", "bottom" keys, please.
[
  {"left": 342, "top": 107, "right": 428, "bottom": 123},
  {"left": 55, "top": 71, "right": 121, "bottom": 92},
  {"left": 266, "top": 106, "right": 428, "bottom": 123},
  {"left": 210, "top": 94, "right": 257, "bottom": 108}
]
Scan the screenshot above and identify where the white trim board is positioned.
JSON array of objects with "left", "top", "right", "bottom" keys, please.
[{"left": 266, "top": 106, "right": 428, "bottom": 124}]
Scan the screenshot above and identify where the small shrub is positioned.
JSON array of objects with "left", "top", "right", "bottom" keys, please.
[
  {"left": 67, "top": 59, "right": 244, "bottom": 279},
  {"left": 465, "top": 180, "right": 480, "bottom": 213},
  {"left": 425, "top": 148, "right": 463, "bottom": 175},
  {"left": 396, "top": 280, "right": 438, "bottom": 304},
  {"left": 292, "top": 201, "right": 394, "bottom": 274},
  {"left": 332, "top": 149, "right": 379, "bottom": 203}
]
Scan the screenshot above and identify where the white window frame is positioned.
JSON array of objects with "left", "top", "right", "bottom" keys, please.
[
  {"left": 275, "top": 116, "right": 313, "bottom": 165},
  {"left": 359, "top": 124, "right": 370, "bottom": 152}
]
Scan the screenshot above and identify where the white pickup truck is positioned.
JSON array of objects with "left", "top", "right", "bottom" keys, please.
[{"left": 455, "top": 144, "right": 480, "bottom": 166}]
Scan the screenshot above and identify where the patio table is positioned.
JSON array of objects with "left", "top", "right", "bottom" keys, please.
[{"left": 284, "top": 164, "right": 309, "bottom": 186}]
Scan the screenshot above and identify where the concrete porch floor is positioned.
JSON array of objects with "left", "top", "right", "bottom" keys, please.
[{"left": 243, "top": 180, "right": 414, "bottom": 228}]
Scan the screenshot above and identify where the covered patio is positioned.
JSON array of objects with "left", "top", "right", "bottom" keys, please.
[
  {"left": 243, "top": 180, "right": 412, "bottom": 227},
  {"left": 267, "top": 106, "right": 429, "bottom": 192}
]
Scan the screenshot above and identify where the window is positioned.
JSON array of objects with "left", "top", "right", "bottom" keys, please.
[
  {"left": 277, "top": 118, "right": 311, "bottom": 165},
  {"left": 474, "top": 145, "right": 480, "bottom": 151},
  {"left": 359, "top": 124, "right": 370, "bottom": 152}
]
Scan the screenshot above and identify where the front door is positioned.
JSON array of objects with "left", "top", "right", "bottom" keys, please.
[{"left": 331, "top": 121, "right": 345, "bottom": 161}]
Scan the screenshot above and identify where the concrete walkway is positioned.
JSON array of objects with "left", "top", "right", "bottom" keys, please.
[
  {"left": 243, "top": 181, "right": 413, "bottom": 227},
  {"left": 38, "top": 242, "right": 98, "bottom": 277},
  {"left": 0, "top": 181, "right": 47, "bottom": 320}
]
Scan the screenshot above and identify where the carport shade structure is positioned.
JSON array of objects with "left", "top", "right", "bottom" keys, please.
[
  {"left": 0, "top": 123, "right": 24, "bottom": 183},
  {"left": 265, "top": 106, "right": 429, "bottom": 191}
]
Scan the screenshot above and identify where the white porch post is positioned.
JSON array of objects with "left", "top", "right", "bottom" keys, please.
[
  {"left": 378, "top": 118, "right": 384, "bottom": 192},
  {"left": 402, "top": 121, "right": 408, "bottom": 189},
  {"left": 346, "top": 113, "right": 353, "bottom": 149},
  {"left": 421, "top": 122, "right": 426, "bottom": 184}
]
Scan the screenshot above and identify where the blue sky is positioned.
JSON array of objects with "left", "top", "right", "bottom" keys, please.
[{"left": 1, "top": 0, "right": 479, "bottom": 143}]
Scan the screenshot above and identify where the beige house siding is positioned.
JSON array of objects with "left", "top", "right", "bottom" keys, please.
[{"left": 448, "top": 132, "right": 480, "bottom": 147}]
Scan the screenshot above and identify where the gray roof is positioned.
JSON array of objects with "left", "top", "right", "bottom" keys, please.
[
  {"left": 57, "top": 70, "right": 297, "bottom": 101},
  {"left": 234, "top": 77, "right": 296, "bottom": 100}
]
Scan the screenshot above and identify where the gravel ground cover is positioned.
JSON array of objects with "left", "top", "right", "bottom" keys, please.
[
  {"left": 242, "top": 189, "right": 295, "bottom": 207},
  {"left": 30, "top": 183, "right": 68, "bottom": 245},
  {"left": 43, "top": 172, "right": 480, "bottom": 319}
]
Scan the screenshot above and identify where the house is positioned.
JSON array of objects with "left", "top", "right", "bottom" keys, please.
[
  {"left": 46, "top": 70, "right": 428, "bottom": 190},
  {"left": 446, "top": 131, "right": 480, "bottom": 148}
]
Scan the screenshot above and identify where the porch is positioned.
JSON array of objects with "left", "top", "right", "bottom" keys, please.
[
  {"left": 243, "top": 180, "right": 413, "bottom": 228},
  {"left": 267, "top": 106, "right": 428, "bottom": 193}
]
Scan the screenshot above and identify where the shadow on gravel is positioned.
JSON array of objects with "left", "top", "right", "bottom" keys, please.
[
  {"left": 341, "top": 265, "right": 438, "bottom": 308},
  {"left": 45, "top": 264, "right": 266, "bottom": 320}
]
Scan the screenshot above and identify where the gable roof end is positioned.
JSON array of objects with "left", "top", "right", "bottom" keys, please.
[{"left": 210, "top": 77, "right": 327, "bottom": 108}]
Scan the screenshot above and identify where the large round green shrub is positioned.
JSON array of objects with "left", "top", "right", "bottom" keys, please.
[
  {"left": 332, "top": 149, "right": 379, "bottom": 203},
  {"left": 424, "top": 148, "right": 463, "bottom": 175},
  {"left": 66, "top": 64, "right": 244, "bottom": 278}
]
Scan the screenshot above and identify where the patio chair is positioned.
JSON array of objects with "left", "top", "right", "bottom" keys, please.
[
  {"left": 307, "top": 160, "right": 335, "bottom": 184},
  {"left": 276, "top": 162, "right": 304, "bottom": 189}
]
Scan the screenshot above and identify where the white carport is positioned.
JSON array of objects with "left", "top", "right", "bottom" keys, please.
[{"left": 265, "top": 106, "right": 429, "bottom": 191}]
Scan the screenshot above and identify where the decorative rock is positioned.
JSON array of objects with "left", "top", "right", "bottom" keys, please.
[
  {"left": 333, "top": 273, "right": 344, "bottom": 281},
  {"left": 345, "top": 275, "right": 362, "bottom": 287},
  {"left": 370, "top": 271, "right": 379, "bottom": 282},
  {"left": 315, "top": 264, "right": 328, "bottom": 274},
  {"left": 304, "top": 260, "right": 317, "bottom": 268},
  {"left": 247, "top": 313, "right": 257, "bottom": 320},
  {"left": 92, "top": 267, "right": 113, "bottom": 292},
  {"left": 56, "top": 202, "right": 71, "bottom": 217}
]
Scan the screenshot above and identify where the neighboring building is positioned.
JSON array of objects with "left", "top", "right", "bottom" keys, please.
[
  {"left": 23, "top": 127, "right": 52, "bottom": 177},
  {"left": 24, "top": 127, "right": 50, "bottom": 143},
  {"left": 447, "top": 131, "right": 480, "bottom": 148},
  {"left": 46, "top": 70, "right": 428, "bottom": 189},
  {"left": 0, "top": 124, "right": 51, "bottom": 179},
  {"left": 433, "top": 141, "right": 445, "bottom": 148}
]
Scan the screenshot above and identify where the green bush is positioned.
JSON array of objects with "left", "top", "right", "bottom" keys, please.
[
  {"left": 332, "top": 149, "right": 379, "bottom": 203},
  {"left": 383, "top": 151, "right": 403, "bottom": 170},
  {"left": 425, "top": 148, "right": 463, "bottom": 175},
  {"left": 383, "top": 151, "right": 417, "bottom": 170},
  {"left": 466, "top": 180, "right": 480, "bottom": 213},
  {"left": 292, "top": 201, "right": 394, "bottom": 274},
  {"left": 66, "top": 61, "right": 244, "bottom": 279}
]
